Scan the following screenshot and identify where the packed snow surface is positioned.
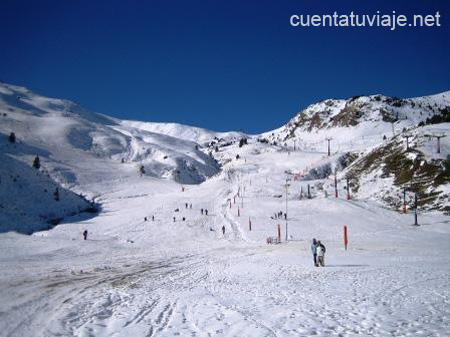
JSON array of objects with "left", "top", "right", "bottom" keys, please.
[{"left": 1, "top": 83, "right": 449, "bottom": 336}]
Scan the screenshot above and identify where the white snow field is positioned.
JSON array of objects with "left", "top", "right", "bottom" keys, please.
[{"left": 1, "top": 83, "right": 450, "bottom": 336}]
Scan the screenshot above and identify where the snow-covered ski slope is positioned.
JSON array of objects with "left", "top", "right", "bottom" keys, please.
[
  {"left": 1, "top": 83, "right": 449, "bottom": 336},
  {"left": 265, "top": 91, "right": 450, "bottom": 153}
]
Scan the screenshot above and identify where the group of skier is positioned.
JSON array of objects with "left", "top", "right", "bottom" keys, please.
[
  {"left": 272, "top": 211, "right": 286, "bottom": 220},
  {"left": 311, "top": 238, "right": 326, "bottom": 267}
]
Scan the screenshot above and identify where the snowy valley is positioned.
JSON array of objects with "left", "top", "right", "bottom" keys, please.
[{"left": 0, "top": 82, "right": 449, "bottom": 336}]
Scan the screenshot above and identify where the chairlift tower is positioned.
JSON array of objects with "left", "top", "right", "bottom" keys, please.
[
  {"left": 424, "top": 133, "right": 447, "bottom": 154},
  {"left": 325, "top": 138, "right": 332, "bottom": 156},
  {"left": 334, "top": 173, "right": 338, "bottom": 198},
  {"left": 403, "top": 134, "right": 412, "bottom": 151},
  {"left": 346, "top": 177, "right": 350, "bottom": 200}
]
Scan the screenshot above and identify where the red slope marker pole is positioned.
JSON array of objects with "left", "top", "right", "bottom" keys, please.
[{"left": 344, "top": 225, "right": 348, "bottom": 251}]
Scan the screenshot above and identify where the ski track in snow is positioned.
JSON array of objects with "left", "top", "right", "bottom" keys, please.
[
  {"left": 2, "top": 154, "right": 450, "bottom": 336},
  {"left": 2, "top": 240, "right": 449, "bottom": 336},
  {"left": 2, "top": 159, "right": 450, "bottom": 336}
]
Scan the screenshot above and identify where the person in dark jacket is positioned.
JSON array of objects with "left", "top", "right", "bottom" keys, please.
[
  {"left": 311, "top": 238, "right": 318, "bottom": 267},
  {"left": 83, "top": 230, "right": 88, "bottom": 240}
]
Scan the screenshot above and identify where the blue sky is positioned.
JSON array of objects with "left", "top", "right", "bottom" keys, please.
[{"left": 0, "top": 0, "right": 449, "bottom": 133}]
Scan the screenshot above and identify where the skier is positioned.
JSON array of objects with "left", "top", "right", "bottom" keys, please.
[
  {"left": 222, "top": 225, "right": 225, "bottom": 235},
  {"left": 182, "top": 217, "right": 186, "bottom": 221},
  {"left": 152, "top": 215, "right": 155, "bottom": 221},
  {"left": 173, "top": 217, "right": 176, "bottom": 222},
  {"left": 190, "top": 204, "right": 192, "bottom": 209},
  {"left": 317, "top": 240, "right": 326, "bottom": 267},
  {"left": 83, "top": 230, "right": 88, "bottom": 240},
  {"left": 144, "top": 217, "right": 148, "bottom": 222},
  {"left": 311, "top": 238, "right": 318, "bottom": 267},
  {"left": 201, "top": 208, "right": 204, "bottom": 215},
  {"left": 205, "top": 209, "right": 208, "bottom": 216},
  {"left": 185, "top": 203, "right": 188, "bottom": 209}
]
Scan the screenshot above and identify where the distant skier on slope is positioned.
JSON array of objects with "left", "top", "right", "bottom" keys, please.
[
  {"left": 83, "top": 230, "right": 88, "bottom": 240},
  {"left": 311, "top": 238, "right": 318, "bottom": 267},
  {"left": 205, "top": 209, "right": 208, "bottom": 216},
  {"left": 222, "top": 225, "right": 225, "bottom": 235},
  {"left": 317, "top": 240, "right": 326, "bottom": 267}
]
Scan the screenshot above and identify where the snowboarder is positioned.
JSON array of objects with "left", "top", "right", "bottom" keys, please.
[
  {"left": 311, "top": 238, "right": 318, "bottom": 267},
  {"left": 83, "top": 230, "right": 88, "bottom": 240},
  {"left": 222, "top": 225, "right": 225, "bottom": 235},
  {"left": 317, "top": 240, "right": 326, "bottom": 267}
]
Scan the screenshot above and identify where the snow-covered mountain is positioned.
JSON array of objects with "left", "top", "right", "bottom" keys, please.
[
  {"left": 0, "top": 82, "right": 240, "bottom": 233},
  {"left": 0, "top": 83, "right": 228, "bottom": 187},
  {"left": 264, "top": 92, "right": 450, "bottom": 152},
  {"left": 1, "top": 82, "right": 450, "bottom": 337},
  {"left": 1, "top": 82, "right": 449, "bottom": 234},
  {"left": 257, "top": 92, "right": 450, "bottom": 212}
]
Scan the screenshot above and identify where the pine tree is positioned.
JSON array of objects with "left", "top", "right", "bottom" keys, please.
[
  {"left": 239, "top": 138, "right": 248, "bottom": 148},
  {"left": 53, "top": 188, "right": 60, "bottom": 201},
  {"left": 32, "top": 156, "right": 40, "bottom": 169},
  {"left": 9, "top": 132, "right": 16, "bottom": 143}
]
